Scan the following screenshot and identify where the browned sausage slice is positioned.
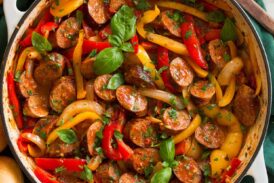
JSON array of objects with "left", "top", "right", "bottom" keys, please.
[
  {"left": 161, "top": 10, "right": 181, "bottom": 37},
  {"left": 233, "top": 85, "right": 259, "bottom": 126},
  {"left": 195, "top": 123, "right": 225, "bottom": 149},
  {"left": 131, "top": 148, "right": 160, "bottom": 174},
  {"left": 80, "top": 58, "right": 95, "bottom": 80},
  {"left": 88, "top": 0, "right": 110, "bottom": 24},
  {"left": 109, "top": 0, "right": 126, "bottom": 13},
  {"left": 49, "top": 76, "right": 76, "bottom": 113},
  {"left": 116, "top": 85, "right": 148, "bottom": 114},
  {"left": 208, "top": 39, "right": 230, "bottom": 68},
  {"left": 163, "top": 107, "right": 191, "bottom": 131},
  {"left": 23, "top": 95, "right": 49, "bottom": 118},
  {"left": 173, "top": 157, "right": 202, "bottom": 183},
  {"left": 33, "top": 115, "right": 58, "bottom": 138},
  {"left": 87, "top": 121, "right": 103, "bottom": 156},
  {"left": 96, "top": 162, "right": 121, "bottom": 183},
  {"left": 123, "top": 118, "right": 158, "bottom": 147},
  {"left": 34, "top": 53, "right": 65, "bottom": 86},
  {"left": 19, "top": 72, "right": 38, "bottom": 98},
  {"left": 94, "top": 74, "right": 116, "bottom": 101},
  {"left": 190, "top": 80, "right": 215, "bottom": 100},
  {"left": 47, "top": 138, "right": 79, "bottom": 157},
  {"left": 124, "top": 65, "right": 156, "bottom": 88},
  {"left": 119, "top": 173, "right": 145, "bottom": 183},
  {"left": 56, "top": 17, "right": 81, "bottom": 49},
  {"left": 170, "top": 57, "right": 194, "bottom": 87}
]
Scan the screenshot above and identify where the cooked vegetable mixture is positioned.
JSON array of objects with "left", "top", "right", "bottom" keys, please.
[{"left": 8, "top": 0, "right": 261, "bottom": 182}]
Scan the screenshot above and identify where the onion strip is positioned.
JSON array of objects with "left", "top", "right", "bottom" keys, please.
[{"left": 21, "top": 133, "right": 46, "bottom": 157}]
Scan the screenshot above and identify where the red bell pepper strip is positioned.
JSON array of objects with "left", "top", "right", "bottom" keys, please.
[
  {"left": 35, "top": 158, "right": 86, "bottom": 172},
  {"left": 82, "top": 40, "right": 111, "bottom": 55},
  {"left": 98, "top": 25, "right": 112, "bottom": 40},
  {"left": 130, "top": 35, "right": 139, "bottom": 53},
  {"left": 175, "top": 139, "right": 188, "bottom": 155},
  {"left": 101, "top": 110, "right": 133, "bottom": 161},
  {"left": 19, "top": 11, "right": 52, "bottom": 47},
  {"left": 181, "top": 22, "right": 208, "bottom": 70},
  {"left": 34, "top": 167, "right": 60, "bottom": 183},
  {"left": 157, "top": 47, "right": 177, "bottom": 93},
  {"left": 7, "top": 71, "right": 24, "bottom": 129},
  {"left": 41, "top": 22, "right": 58, "bottom": 35},
  {"left": 204, "top": 29, "right": 221, "bottom": 42},
  {"left": 221, "top": 158, "right": 241, "bottom": 183}
]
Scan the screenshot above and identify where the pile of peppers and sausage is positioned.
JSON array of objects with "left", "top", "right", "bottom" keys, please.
[{"left": 7, "top": 0, "right": 261, "bottom": 183}]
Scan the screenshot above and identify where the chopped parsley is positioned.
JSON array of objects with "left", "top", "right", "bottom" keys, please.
[
  {"left": 168, "top": 108, "right": 177, "bottom": 120},
  {"left": 184, "top": 30, "right": 192, "bottom": 39},
  {"left": 223, "top": 53, "right": 231, "bottom": 62},
  {"left": 88, "top": 49, "right": 97, "bottom": 58},
  {"left": 158, "top": 66, "right": 169, "bottom": 74},
  {"left": 133, "top": 0, "right": 151, "bottom": 10},
  {"left": 80, "top": 165, "right": 93, "bottom": 181},
  {"left": 55, "top": 166, "right": 66, "bottom": 173},
  {"left": 114, "top": 130, "right": 123, "bottom": 140}
]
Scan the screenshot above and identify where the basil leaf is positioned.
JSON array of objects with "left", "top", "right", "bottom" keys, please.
[
  {"left": 94, "top": 47, "right": 124, "bottom": 75},
  {"left": 32, "top": 32, "right": 52, "bottom": 53},
  {"left": 206, "top": 11, "right": 225, "bottom": 23},
  {"left": 111, "top": 5, "right": 136, "bottom": 42},
  {"left": 120, "top": 42, "right": 134, "bottom": 52},
  {"left": 80, "top": 165, "right": 93, "bottom": 181},
  {"left": 107, "top": 73, "right": 124, "bottom": 90},
  {"left": 159, "top": 138, "right": 175, "bottom": 163},
  {"left": 221, "top": 18, "right": 237, "bottom": 42},
  {"left": 57, "top": 129, "right": 77, "bottom": 144},
  {"left": 151, "top": 167, "right": 172, "bottom": 183},
  {"left": 108, "top": 35, "right": 123, "bottom": 47}
]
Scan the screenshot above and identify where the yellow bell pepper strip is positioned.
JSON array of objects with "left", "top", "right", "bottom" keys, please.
[
  {"left": 227, "top": 41, "right": 237, "bottom": 59},
  {"left": 47, "top": 111, "right": 101, "bottom": 144},
  {"left": 136, "top": 6, "right": 188, "bottom": 55},
  {"left": 210, "top": 150, "right": 230, "bottom": 177},
  {"left": 146, "top": 116, "right": 163, "bottom": 124},
  {"left": 173, "top": 114, "right": 201, "bottom": 144},
  {"left": 218, "top": 76, "right": 236, "bottom": 107},
  {"left": 209, "top": 74, "right": 223, "bottom": 102},
  {"left": 157, "top": 1, "right": 208, "bottom": 22},
  {"left": 50, "top": 0, "right": 84, "bottom": 18},
  {"left": 73, "top": 30, "right": 86, "bottom": 99},
  {"left": 15, "top": 47, "right": 35, "bottom": 81},
  {"left": 136, "top": 45, "right": 165, "bottom": 89},
  {"left": 201, "top": 104, "right": 220, "bottom": 119},
  {"left": 221, "top": 132, "right": 243, "bottom": 158},
  {"left": 56, "top": 100, "right": 104, "bottom": 126},
  {"left": 146, "top": 33, "right": 188, "bottom": 55},
  {"left": 185, "top": 57, "right": 208, "bottom": 78},
  {"left": 136, "top": 5, "right": 160, "bottom": 38}
]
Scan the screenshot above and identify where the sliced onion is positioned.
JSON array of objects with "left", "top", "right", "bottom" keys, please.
[
  {"left": 217, "top": 57, "right": 243, "bottom": 86},
  {"left": 87, "top": 155, "right": 103, "bottom": 171},
  {"left": 56, "top": 100, "right": 104, "bottom": 126},
  {"left": 21, "top": 133, "right": 46, "bottom": 158},
  {"left": 140, "top": 89, "right": 184, "bottom": 110}
]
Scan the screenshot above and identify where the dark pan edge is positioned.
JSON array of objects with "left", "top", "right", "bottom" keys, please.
[
  {"left": 0, "top": 0, "right": 42, "bottom": 183},
  {"left": 229, "top": 0, "right": 272, "bottom": 182}
]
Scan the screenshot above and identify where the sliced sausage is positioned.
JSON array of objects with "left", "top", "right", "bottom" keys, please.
[
  {"left": 80, "top": 58, "right": 95, "bottom": 80},
  {"left": 94, "top": 74, "right": 116, "bottom": 101},
  {"left": 88, "top": 0, "right": 110, "bottom": 24},
  {"left": 161, "top": 10, "right": 181, "bottom": 37},
  {"left": 109, "top": 0, "right": 126, "bottom": 13},
  {"left": 195, "top": 123, "right": 225, "bottom": 149},
  {"left": 208, "top": 39, "right": 230, "bottom": 68},
  {"left": 56, "top": 17, "right": 80, "bottom": 49},
  {"left": 163, "top": 107, "right": 191, "bottom": 131},
  {"left": 173, "top": 157, "right": 202, "bottom": 183},
  {"left": 170, "top": 57, "right": 194, "bottom": 87},
  {"left": 123, "top": 118, "right": 158, "bottom": 147},
  {"left": 131, "top": 148, "right": 160, "bottom": 174},
  {"left": 87, "top": 121, "right": 103, "bottom": 156},
  {"left": 33, "top": 115, "right": 58, "bottom": 138},
  {"left": 34, "top": 53, "right": 65, "bottom": 86},
  {"left": 49, "top": 76, "right": 76, "bottom": 113},
  {"left": 119, "top": 173, "right": 145, "bottom": 183},
  {"left": 233, "top": 85, "right": 259, "bottom": 126},
  {"left": 96, "top": 162, "right": 121, "bottom": 183},
  {"left": 23, "top": 95, "right": 49, "bottom": 118},
  {"left": 57, "top": 172, "right": 85, "bottom": 183},
  {"left": 116, "top": 85, "right": 148, "bottom": 115},
  {"left": 124, "top": 65, "right": 155, "bottom": 88},
  {"left": 47, "top": 138, "right": 79, "bottom": 157},
  {"left": 190, "top": 80, "right": 215, "bottom": 100},
  {"left": 19, "top": 72, "right": 38, "bottom": 98}
]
